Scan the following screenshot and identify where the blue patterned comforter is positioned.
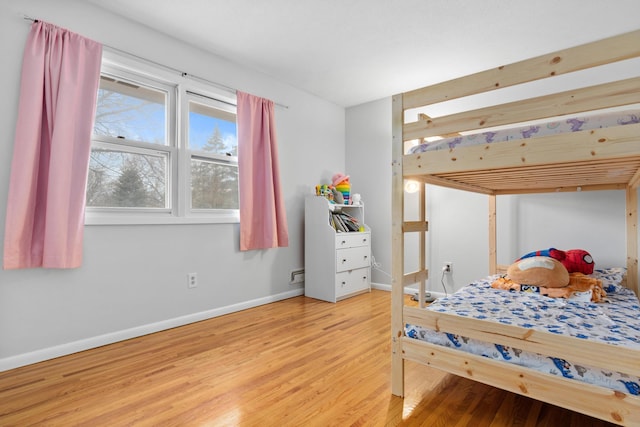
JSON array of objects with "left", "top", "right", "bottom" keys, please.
[{"left": 405, "top": 268, "right": 640, "bottom": 395}]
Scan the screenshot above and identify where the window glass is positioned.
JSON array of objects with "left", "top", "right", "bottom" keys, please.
[
  {"left": 191, "top": 158, "right": 238, "bottom": 209},
  {"left": 94, "top": 75, "right": 167, "bottom": 145},
  {"left": 188, "top": 99, "right": 237, "bottom": 155},
  {"left": 87, "top": 149, "right": 167, "bottom": 208}
]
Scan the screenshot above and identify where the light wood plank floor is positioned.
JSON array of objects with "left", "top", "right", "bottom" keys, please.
[{"left": 0, "top": 290, "right": 617, "bottom": 426}]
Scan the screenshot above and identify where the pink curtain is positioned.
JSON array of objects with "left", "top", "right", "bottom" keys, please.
[
  {"left": 3, "top": 21, "right": 102, "bottom": 269},
  {"left": 237, "top": 91, "right": 289, "bottom": 251}
]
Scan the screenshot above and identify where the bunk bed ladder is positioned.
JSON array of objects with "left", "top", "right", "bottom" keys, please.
[{"left": 392, "top": 94, "right": 430, "bottom": 397}]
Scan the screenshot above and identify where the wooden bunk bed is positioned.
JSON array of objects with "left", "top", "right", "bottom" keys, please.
[{"left": 391, "top": 29, "right": 640, "bottom": 426}]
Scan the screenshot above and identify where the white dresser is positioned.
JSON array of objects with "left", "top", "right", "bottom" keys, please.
[{"left": 304, "top": 196, "right": 371, "bottom": 302}]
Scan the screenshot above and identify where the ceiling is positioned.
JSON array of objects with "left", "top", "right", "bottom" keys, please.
[{"left": 89, "top": 0, "right": 640, "bottom": 107}]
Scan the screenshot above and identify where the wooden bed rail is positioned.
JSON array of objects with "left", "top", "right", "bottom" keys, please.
[
  {"left": 403, "top": 77, "right": 640, "bottom": 142},
  {"left": 402, "top": 338, "right": 640, "bottom": 426},
  {"left": 402, "top": 29, "right": 640, "bottom": 110},
  {"left": 404, "top": 123, "right": 640, "bottom": 177},
  {"left": 404, "top": 306, "right": 640, "bottom": 378}
]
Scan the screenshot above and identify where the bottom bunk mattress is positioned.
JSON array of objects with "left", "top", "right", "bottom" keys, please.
[{"left": 405, "top": 268, "right": 640, "bottom": 396}]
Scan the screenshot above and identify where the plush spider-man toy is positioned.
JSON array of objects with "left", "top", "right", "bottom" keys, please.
[{"left": 518, "top": 248, "right": 594, "bottom": 275}]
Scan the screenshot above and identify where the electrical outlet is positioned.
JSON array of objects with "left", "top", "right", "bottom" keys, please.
[
  {"left": 444, "top": 262, "right": 453, "bottom": 274},
  {"left": 187, "top": 272, "right": 198, "bottom": 288}
]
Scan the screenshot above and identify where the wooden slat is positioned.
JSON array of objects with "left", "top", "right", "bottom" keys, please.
[
  {"left": 403, "top": 77, "right": 640, "bottom": 141},
  {"left": 402, "top": 29, "right": 640, "bottom": 110},
  {"left": 421, "top": 174, "right": 494, "bottom": 195},
  {"left": 402, "top": 338, "right": 640, "bottom": 426},
  {"left": 404, "top": 306, "right": 640, "bottom": 378},
  {"left": 445, "top": 160, "right": 637, "bottom": 179},
  {"left": 493, "top": 183, "right": 627, "bottom": 195},
  {"left": 433, "top": 162, "right": 636, "bottom": 193},
  {"left": 446, "top": 157, "right": 640, "bottom": 180},
  {"left": 403, "top": 220, "right": 428, "bottom": 233},
  {"left": 436, "top": 159, "right": 639, "bottom": 193},
  {"left": 451, "top": 166, "right": 634, "bottom": 184},
  {"left": 403, "top": 269, "right": 428, "bottom": 286}
]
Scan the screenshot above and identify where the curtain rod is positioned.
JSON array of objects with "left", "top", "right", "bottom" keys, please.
[{"left": 22, "top": 15, "right": 289, "bottom": 109}]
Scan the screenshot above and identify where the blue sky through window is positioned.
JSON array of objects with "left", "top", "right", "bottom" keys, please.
[{"left": 189, "top": 112, "right": 237, "bottom": 154}]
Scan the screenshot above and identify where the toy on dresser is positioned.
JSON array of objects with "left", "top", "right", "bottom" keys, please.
[
  {"left": 332, "top": 173, "right": 350, "bottom": 205},
  {"left": 315, "top": 173, "right": 353, "bottom": 205}
]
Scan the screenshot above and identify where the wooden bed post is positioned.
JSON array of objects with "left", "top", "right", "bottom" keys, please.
[
  {"left": 391, "top": 94, "right": 405, "bottom": 396},
  {"left": 626, "top": 187, "right": 639, "bottom": 295},
  {"left": 488, "top": 195, "right": 497, "bottom": 275},
  {"left": 418, "top": 184, "right": 426, "bottom": 309}
]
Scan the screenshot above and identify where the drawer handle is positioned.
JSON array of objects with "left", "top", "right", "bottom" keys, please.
[
  {"left": 363, "top": 238, "right": 367, "bottom": 243},
  {"left": 341, "top": 240, "right": 346, "bottom": 245},
  {"left": 342, "top": 259, "right": 347, "bottom": 263},
  {"left": 341, "top": 281, "right": 346, "bottom": 286}
]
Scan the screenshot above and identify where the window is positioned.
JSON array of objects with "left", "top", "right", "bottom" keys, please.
[
  {"left": 85, "top": 52, "right": 239, "bottom": 224},
  {"left": 187, "top": 94, "right": 239, "bottom": 210}
]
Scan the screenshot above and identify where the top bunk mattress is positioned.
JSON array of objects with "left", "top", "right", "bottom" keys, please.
[{"left": 407, "top": 109, "right": 640, "bottom": 154}]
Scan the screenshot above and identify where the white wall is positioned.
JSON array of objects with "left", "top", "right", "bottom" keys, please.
[
  {"left": 0, "top": 0, "right": 346, "bottom": 369},
  {"left": 347, "top": 99, "right": 634, "bottom": 295},
  {"left": 345, "top": 99, "right": 393, "bottom": 284}
]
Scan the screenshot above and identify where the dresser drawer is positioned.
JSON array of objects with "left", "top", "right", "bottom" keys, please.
[
  {"left": 336, "top": 246, "right": 370, "bottom": 273},
  {"left": 336, "top": 268, "right": 370, "bottom": 298},
  {"left": 335, "top": 232, "right": 370, "bottom": 249}
]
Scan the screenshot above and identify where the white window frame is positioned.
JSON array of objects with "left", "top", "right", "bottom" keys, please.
[{"left": 85, "top": 50, "right": 239, "bottom": 225}]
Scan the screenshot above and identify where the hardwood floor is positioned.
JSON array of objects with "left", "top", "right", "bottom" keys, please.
[{"left": 0, "top": 290, "right": 617, "bottom": 426}]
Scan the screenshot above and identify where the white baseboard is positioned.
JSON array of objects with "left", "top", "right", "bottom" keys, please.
[
  {"left": 371, "top": 282, "right": 413, "bottom": 293},
  {"left": 0, "top": 288, "right": 304, "bottom": 373}
]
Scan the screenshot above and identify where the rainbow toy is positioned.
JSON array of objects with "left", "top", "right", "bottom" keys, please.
[{"left": 332, "top": 173, "right": 350, "bottom": 204}]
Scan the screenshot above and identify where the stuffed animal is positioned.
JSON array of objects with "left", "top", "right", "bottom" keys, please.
[
  {"left": 492, "top": 251, "right": 605, "bottom": 302},
  {"left": 533, "top": 273, "right": 605, "bottom": 302},
  {"left": 506, "top": 256, "right": 569, "bottom": 288},
  {"left": 491, "top": 271, "right": 606, "bottom": 302},
  {"left": 315, "top": 184, "right": 333, "bottom": 200},
  {"left": 563, "top": 272, "right": 606, "bottom": 302},
  {"left": 518, "top": 248, "right": 594, "bottom": 275},
  {"left": 331, "top": 187, "right": 344, "bottom": 204}
]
